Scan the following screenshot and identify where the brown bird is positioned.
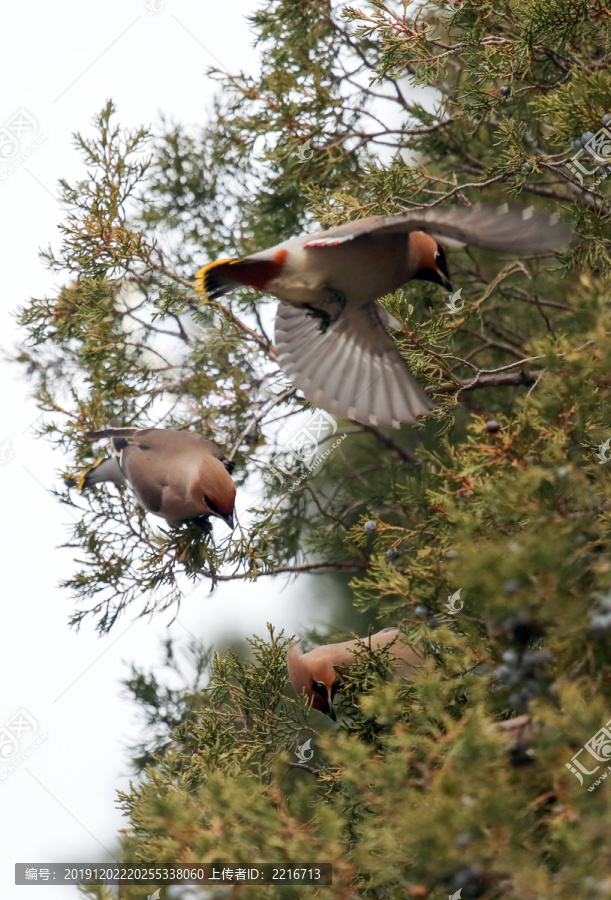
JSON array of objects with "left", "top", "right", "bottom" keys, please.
[
  {"left": 71, "top": 427, "right": 236, "bottom": 529},
  {"left": 287, "top": 627, "right": 423, "bottom": 720},
  {"left": 196, "top": 205, "right": 573, "bottom": 429}
]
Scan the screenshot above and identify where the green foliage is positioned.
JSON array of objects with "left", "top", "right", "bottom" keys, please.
[{"left": 19, "top": 0, "right": 611, "bottom": 896}]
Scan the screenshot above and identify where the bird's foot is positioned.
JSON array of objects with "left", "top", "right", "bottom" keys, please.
[
  {"left": 304, "top": 290, "right": 347, "bottom": 334},
  {"left": 305, "top": 305, "right": 332, "bottom": 333},
  {"left": 195, "top": 515, "right": 213, "bottom": 535},
  {"left": 323, "top": 288, "right": 346, "bottom": 323}
]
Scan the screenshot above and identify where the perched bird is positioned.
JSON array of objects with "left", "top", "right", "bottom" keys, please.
[
  {"left": 196, "top": 205, "right": 573, "bottom": 429},
  {"left": 69, "top": 427, "right": 236, "bottom": 529},
  {"left": 287, "top": 627, "right": 423, "bottom": 720}
]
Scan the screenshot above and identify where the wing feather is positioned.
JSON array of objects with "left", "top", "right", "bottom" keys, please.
[
  {"left": 303, "top": 205, "right": 573, "bottom": 254},
  {"left": 274, "top": 302, "right": 433, "bottom": 428}
]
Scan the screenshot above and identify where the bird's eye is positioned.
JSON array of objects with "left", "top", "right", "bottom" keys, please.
[
  {"left": 435, "top": 249, "right": 442, "bottom": 263},
  {"left": 311, "top": 680, "right": 327, "bottom": 697}
]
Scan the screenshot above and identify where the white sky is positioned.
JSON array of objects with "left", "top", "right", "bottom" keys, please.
[{"left": 0, "top": 2, "right": 352, "bottom": 896}]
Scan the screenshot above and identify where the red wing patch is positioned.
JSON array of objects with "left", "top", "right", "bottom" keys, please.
[{"left": 304, "top": 237, "right": 345, "bottom": 248}]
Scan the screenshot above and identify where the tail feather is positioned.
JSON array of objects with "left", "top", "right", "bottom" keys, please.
[
  {"left": 76, "top": 456, "right": 127, "bottom": 490},
  {"left": 195, "top": 258, "right": 240, "bottom": 301},
  {"left": 274, "top": 302, "right": 434, "bottom": 429}
]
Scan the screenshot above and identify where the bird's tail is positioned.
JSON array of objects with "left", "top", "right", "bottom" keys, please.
[
  {"left": 71, "top": 456, "right": 126, "bottom": 490},
  {"left": 195, "top": 258, "right": 241, "bottom": 301},
  {"left": 274, "top": 302, "right": 434, "bottom": 429}
]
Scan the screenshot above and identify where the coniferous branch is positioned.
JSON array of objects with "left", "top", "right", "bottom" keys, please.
[{"left": 19, "top": 2, "right": 611, "bottom": 893}]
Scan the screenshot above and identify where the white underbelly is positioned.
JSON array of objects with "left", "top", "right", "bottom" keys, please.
[{"left": 267, "top": 236, "right": 409, "bottom": 309}]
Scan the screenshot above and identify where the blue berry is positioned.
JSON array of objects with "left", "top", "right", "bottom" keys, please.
[
  {"left": 363, "top": 520, "right": 377, "bottom": 534},
  {"left": 602, "top": 114, "right": 611, "bottom": 126},
  {"left": 504, "top": 669, "right": 523, "bottom": 687},
  {"left": 509, "top": 690, "right": 528, "bottom": 710},
  {"left": 455, "top": 831, "right": 474, "bottom": 848},
  {"left": 449, "top": 865, "right": 484, "bottom": 892},
  {"left": 502, "top": 578, "right": 520, "bottom": 595},
  {"left": 589, "top": 613, "right": 611, "bottom": 637},
  {"left": 522, "top": 649, "right": 553, "bottom": 667},
  {"left": 597, "top": 592, "right": 611, "bottom": 611},
  {"left": 494, "top": 664, "right": 513, "bottom": 684},
  {"left": 522, "top": 678, "right": 541, "bottom": 699}
]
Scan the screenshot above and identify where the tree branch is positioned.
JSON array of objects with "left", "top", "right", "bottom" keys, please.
[{"left": 433, "top": 370, "right": 539, "bottom": 395}]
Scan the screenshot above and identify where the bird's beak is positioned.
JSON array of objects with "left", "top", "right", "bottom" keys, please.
[
  {"left": 439, "top": 272, "right": 453, "bottom": 292},
  {"left": 220, "top": 512, "right": 235, "bottom": 530}
]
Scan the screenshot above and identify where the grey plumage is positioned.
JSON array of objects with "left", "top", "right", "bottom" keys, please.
[
  {"left": 275, "top": 302, "right": 432, "bottom": 428},
  {"left": 77, "top": 456, "right": 127, "bottom": 489},
  {"left": 298, "top": 203, "right": 573, "bottom": 255},
  {"left": 69, "top": 427, "right": 236, "bottom": 529}
]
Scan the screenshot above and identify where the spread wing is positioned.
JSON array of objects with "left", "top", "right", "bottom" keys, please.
[
  {"left": 274, "top": 302, "right": 433, "bottom": 429},
  {"left": 303, "top": 204, "right": 573, "bottom": 254}
]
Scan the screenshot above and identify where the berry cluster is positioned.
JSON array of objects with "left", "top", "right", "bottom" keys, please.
[
  {"left": 415, "top": 604, "right": 440, "bottom": 629},
  {"left": 588, "top": 591, "right": 611, "bottom": 638},
  {"left": 444, "top": 864, "right": 486, "bottom": 899},
  {"left": 494, "top": 648, "right": 553, "bottom": 710}
]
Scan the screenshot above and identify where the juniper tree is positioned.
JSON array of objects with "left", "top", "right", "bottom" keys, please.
[{"left": 17, "top": 0, "right": 611, "bottom": 896}]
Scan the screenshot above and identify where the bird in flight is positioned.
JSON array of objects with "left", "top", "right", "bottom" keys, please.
[{"left": 196, "top": 205, "right": 573, "bottom": 429}]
